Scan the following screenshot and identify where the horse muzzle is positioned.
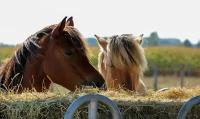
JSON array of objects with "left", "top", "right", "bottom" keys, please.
[{"left": 83, "top": 74, "right": 106, "bottom": 89}]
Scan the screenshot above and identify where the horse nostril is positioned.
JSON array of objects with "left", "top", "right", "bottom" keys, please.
[
  {"left": 84, "top": 74, "right": 105, "bottom": 89},
  {"left": 92, "top": 74, "right": 105, "bottom": 88},
  {"left": 100, "top": 83, "right": 107, "bottom": 90}
]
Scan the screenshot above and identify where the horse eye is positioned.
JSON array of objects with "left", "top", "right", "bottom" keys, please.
[{"left": 65, "top": 49, "right": 73, "bottom": 56}]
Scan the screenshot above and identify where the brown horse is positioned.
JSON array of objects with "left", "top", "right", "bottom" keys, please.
[
  {"left": 95, "top": 34, "right": 147, "bottom": 95},
  {"left": 0, "top": 17, "right": 105, "bottom": 93}
]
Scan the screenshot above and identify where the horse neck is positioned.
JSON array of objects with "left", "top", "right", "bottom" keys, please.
[
  {"left": 98, "top": 52, "right": 107, "bottom": 78},
  {"left": 128, "top": 67, "right": 141, "bottom": 90},
  {"left": 22, "top": 55, "right": 50, "bottom": 91}
]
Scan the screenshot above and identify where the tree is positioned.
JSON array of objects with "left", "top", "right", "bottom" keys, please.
[
  {"left": 146, "top": 32, "right": 160, "bottom": 46},
  {"left": 196, "top": 40, "right": 200, "bottom": 48},
  {"left": 183, "top": 39, "right": 193, "bottom": 47}
]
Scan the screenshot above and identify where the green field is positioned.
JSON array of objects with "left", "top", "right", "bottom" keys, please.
[
  {"left": 0, "top": 47, "right": 16, "bottom": 62},
  {"left": 88, "top": 46, "right": 200, "bottom": 76},
  {"left": 1, "top": 46, "right": 200, "bottom": 76},
  {"left": 145, "top": 46, "right": 200, "bottom": 76},
  {"left": 1, "top": 45, "right": 200, "bottom": 89}
]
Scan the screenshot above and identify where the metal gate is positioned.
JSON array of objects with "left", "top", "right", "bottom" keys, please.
[
  {"left": 64, "top": 94, "right": 122, "bottom": 119},
  {"left": 65, "top": 94, "right": 200, "bottom": 119},
  {"left": 177, "top": 96, "right": 200, "bottom": 119}
]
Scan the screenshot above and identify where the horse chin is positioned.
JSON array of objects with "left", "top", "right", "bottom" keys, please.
[{"left": 80, "top": 83, "right": 105, "bottom": 90}]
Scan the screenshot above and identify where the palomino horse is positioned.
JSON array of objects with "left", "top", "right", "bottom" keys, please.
[
  {"left": 95, "top": 34, "right": 147, "bottom": 94},
  {"left": 0, "top": 17, "right": 105, "bottom": 93}
]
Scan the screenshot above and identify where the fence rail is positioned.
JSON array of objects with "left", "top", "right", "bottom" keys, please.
[{"left": 151, "top": 64, "right": 195, "bottom": 91}]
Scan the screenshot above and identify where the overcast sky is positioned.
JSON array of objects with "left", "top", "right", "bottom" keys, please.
[{"left": 0, "top": 0, "right": 200, "bottom": 45}]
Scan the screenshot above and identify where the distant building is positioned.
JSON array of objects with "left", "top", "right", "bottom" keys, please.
[{"left": 158, "top": 38, "right": 182, "bottom": 46}]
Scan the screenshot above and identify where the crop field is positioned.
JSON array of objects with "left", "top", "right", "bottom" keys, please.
[
  {"left": 0, "top": 46, "right": 200, "bottom": 118},
  {"left": 1, "top": 45, "right": 200, "bottom": 70},
  {"left": 89, "top": 46, "right": 200, "bottom": 65},
  {"left": 0, "top": 47, "right": 16, "bottom": 63},
  {"left": 0, "top": 46, "right": 200, "bottom": 88},
  {"left": 145, "top": 46, "right": 200, "bottom": 76},
  {"left": 0, "top": 46, "right": 200, "bottom": 87}
]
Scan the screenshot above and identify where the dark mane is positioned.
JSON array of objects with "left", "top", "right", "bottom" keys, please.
[{"left": 0, "top": 25, "right": 56, "bottom": 90}]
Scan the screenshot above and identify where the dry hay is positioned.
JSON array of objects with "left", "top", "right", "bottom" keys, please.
[{"left": 0, "top": 88, "right": 200, "bottom": 119}]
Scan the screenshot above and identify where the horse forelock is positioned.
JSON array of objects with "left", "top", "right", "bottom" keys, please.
[
  {"left": 64, "top": 27, "right": 86, "bottom": 52},
  {"left": 107, "top": 34, "right": 147, "bottom": 71}
]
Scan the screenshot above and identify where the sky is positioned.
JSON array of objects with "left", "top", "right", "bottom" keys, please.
[{"left": 0, "top": 0, "right": 200, "bottom": 45}]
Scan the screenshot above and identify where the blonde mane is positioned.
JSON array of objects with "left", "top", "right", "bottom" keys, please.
[
  {"left": 104, "top": 34, "right": 147, "bottom": 72},
  {"left": 96, "top": 34, "right": 147, "bottom": 94}
]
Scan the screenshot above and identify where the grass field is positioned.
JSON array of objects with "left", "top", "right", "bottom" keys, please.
[
  {"left": 145, "top": 46, "right": 200, "bottom": 76},
  {"left": 0, "top": 46, "right": 200, "bottom": 88},
  {"left": 88, "top": 46, "right": 200, "bottom": 74},
  {"left": 0, "top": 47, "right": 15, "bottom": 62},
  {"left": 0, "top": 46, "right": 200, "bottom": 89},
  {"left": 143, "top": 76, "right": 200, "bottom": 89},
  {"left": 1, "top": 46, "right": 200, "bottom": 70},
  {"left": 145, "top": 46, "right": 200, "bottom": 68}
]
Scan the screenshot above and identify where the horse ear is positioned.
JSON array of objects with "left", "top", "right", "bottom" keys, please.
[
  {"left": 66, "top": 16, "right": 74, "bottom": 27},
  {"left": 94, "top": 34, "right": 107, "bottom": 51},
  {"left": 136, "top": 34, "right": 144, "bottom": 45},
  {"left": 52, "top": 16, "right": 67, "bottom": 38}
]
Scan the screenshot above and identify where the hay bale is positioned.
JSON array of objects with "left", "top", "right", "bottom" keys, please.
[{"left": 0, "top": 88, "right": 200, "bottom": 119}]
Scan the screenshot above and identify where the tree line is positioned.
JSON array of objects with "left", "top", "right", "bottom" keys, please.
[{"left": 144, "top": 32, "right": 200, "bottom": 47}]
